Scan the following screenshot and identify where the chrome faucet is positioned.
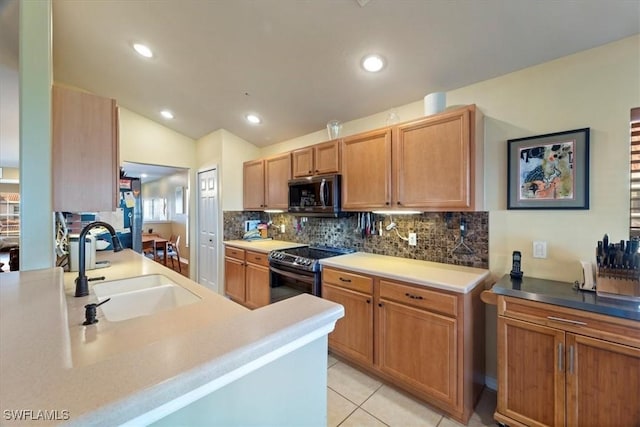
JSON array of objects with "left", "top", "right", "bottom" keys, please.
[{"left": 75, "top": 221, "right": 123, "bottom": 297}]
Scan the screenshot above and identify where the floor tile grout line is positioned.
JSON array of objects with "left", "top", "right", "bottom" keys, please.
[
  {"left": 327, "top": 384, "right": 376, "bottom": 408},
  {"left": 356, "top": 406, "right": 391, "bottom": 427},
  {"left": 335, "top": 405, "right": 360, "bottom": 427}
]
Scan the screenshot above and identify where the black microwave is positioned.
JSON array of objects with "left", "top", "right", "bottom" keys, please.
[{"left": 288, "top": 174, "right": 342, "bottom": 216}]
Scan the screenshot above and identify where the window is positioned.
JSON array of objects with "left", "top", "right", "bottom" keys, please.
[
  {"left": 630, "top": 107, "right": 640, "bottom": 237},
  {"left": 143, "top": 197, "right": 167, "bottom": 221}
]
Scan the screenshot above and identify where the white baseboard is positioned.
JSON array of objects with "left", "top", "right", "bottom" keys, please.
[{"left": 485, "top": 376, "right": 497, "bottom": 391}]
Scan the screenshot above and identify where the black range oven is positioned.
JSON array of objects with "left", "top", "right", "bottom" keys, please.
[{"left": 267, "top": 246, "right": 354, "bottom": 303}]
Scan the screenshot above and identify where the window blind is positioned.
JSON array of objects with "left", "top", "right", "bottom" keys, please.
[{"left": 630, "top": 107, "right": 640, "bottom": 236}]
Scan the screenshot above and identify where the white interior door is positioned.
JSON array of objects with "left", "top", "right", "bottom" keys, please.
[{"left": 197, "top": 169, "right": 218, "bottom": 292}]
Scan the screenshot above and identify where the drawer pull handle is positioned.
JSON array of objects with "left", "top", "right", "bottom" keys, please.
[
  {"left": 547, "top": 316, "right": 587, "bottom": 326},
  {"left": 339, "top": 277, "right": 352, "bottom": 283},
  {"left": 405, "top": 292, "right": 424, "bottom": 300},
  {"left": 558, "top": 343, "right": 564, "bottom": 372}
]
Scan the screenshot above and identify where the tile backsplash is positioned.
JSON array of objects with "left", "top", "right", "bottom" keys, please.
[{"left": 224, "top": 211, "right": 488, "bottom": 269}]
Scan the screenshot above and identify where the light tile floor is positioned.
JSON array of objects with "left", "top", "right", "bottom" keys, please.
[{"left": 327, "top": 354, "right": 498, "bottom": 427}]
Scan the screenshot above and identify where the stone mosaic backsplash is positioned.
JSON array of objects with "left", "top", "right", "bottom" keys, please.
[{"left": 223, "top": 211, "right": 488, "bottom": 269}]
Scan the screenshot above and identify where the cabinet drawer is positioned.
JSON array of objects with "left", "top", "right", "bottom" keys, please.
[
  {"left": 225, "top": 246, "right": 246, "bottom": 261},
  {"left": 500, "top": 296, "right": 640, "bottom": 349},
  {"left": 322, "top": 268, "right": 373, "bottom": 294},
  {"left": 246, "top": 250, "right": 269, "bottom": 267},
  {"left": 380, "top": 280, "right": 458, "bottom": 317}
]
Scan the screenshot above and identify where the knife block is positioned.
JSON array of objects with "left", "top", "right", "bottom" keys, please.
[{"left": 596, "top": 266, "right": 640, "bottom": 300}]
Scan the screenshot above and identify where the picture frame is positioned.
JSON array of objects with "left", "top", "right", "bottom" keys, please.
[
  {"left": 175, "top": 186, "right": 184, "bottom": 215},
  {"left": 507, "top": 128, "right": 590, "bottom": 210}
]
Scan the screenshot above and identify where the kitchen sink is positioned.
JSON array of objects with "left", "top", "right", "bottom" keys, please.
[
  {"left": 93, "top": 274, "right": 179, "bottom": 298},
  {"left": 92, "top": 274, "right": 201, "bottom": 322},
  {"left": 96, "top": 284, "right": 201, "bottom": 322}
]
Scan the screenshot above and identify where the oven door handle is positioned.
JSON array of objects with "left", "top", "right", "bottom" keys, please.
[{"left": 270, "top": 265, "right": 315, "bottom": 284}]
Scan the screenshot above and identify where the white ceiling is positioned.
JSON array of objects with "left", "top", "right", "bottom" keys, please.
[{"left": 1, "top": 0, "right": 639, "bottom": 171}]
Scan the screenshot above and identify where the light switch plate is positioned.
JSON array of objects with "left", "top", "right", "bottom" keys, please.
[
  {"left": 408, "top": 233, "right": 417, "bottom": 246},
  {"left": 533, "top": 241, "right": 547, "bottom": 259}
]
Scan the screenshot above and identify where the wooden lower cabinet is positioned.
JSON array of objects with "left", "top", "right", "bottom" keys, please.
[
  {"left": 245, "top": 262, "right": 270, "bottom": 309},
  {"left": 497, "top": 317, "right": 565, "bottom": 427},
  {"left": 224, "top": 247, "right": 270, "bottom": 309},
  {"left": 224, "top": 256, "right": 245, "bottom": 303},
  {"left": 323, "top": 283, "right": 373, "bottom": 366},
  {"left": 378, "top": 299, "right": 458, "bottom": 408},
  {"left": 566, "top": 334, "right": 640, "bottom": 426},
  {"left": 323, "top": 267, "right": 485, "bottom": 424},
  {"left": 496, "top": 296, "right": 640, "bottom": 427}
]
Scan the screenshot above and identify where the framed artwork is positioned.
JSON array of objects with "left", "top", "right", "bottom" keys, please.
[{"left": 507, "top": 128, "right": 590, "bottom": 209}]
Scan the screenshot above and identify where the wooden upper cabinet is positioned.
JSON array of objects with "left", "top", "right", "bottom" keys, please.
[
  {"left": 264, "top": 153, "right": 291, "bottom": 209},
  {"left": 394, "top": 106, "right": 476, "bottom": 210},
  {"left": 339, "top": 104, "right": 482, "bottom": 212},
  {"left": 292, "top": 139, "right": 340, "bottom": 178},
  {"left": 243, "top": 159, "right": 265, "bottom": 210},
  {"left": 52, "top": 85, "right": 119, "bottom": 212},
  {"left": 292, "top": 147, "right": 314, "bottom": 178},
  {"left": 341, "top": 128, "right": 392, "bottom": 210},
  {"left": 243, "top": 153, "right": 290, "bottom": 210}
]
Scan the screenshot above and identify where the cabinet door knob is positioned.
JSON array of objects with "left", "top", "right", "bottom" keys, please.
[
  {"left": 397, "top": 201, "right": 401, "bottom": 205},
  {"left": 366, "top": 299, "right": 371, "bottom": 304},
  {"left": 385, "top": 202, "right": 390, "bottom": 206},
  {"left": 309, "top": 170, "right": 312, "bottom": 174},
  {"left": 378, "top": 303, "right": 383, "bottom": 307}
]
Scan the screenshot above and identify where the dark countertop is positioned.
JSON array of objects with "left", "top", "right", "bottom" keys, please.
[{"left": 493, "top": 274, "right": 640, "bottom": 321}]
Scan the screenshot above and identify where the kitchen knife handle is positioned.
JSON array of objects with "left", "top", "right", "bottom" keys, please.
[
  {"left": 547, "top": 316, "right": 587, "bottom": 326},
  {"left": 558, "top": 343, "right": 564, "bottom": 372},
  {"left": 568, "top": 345, "right": 575, "bottom": 374}
]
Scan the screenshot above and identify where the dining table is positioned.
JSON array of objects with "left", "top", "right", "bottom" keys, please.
[{"left": 141, "top": 235, "right": 169, "bottom": 265}]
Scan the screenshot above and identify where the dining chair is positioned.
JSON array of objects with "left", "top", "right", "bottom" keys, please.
[
  {"left": 142, "top": 239, "right": 156, "bottom": 261},
  {"left": 158, "top": 235, "right": 181, "bottom": 272}
]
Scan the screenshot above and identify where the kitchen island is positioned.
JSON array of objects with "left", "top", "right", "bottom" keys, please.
[{"left": 0, "top": 250, "right": 343, "bottom": 426}]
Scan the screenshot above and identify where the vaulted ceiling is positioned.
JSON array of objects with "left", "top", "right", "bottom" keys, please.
[{"left": 1, "top": 0, "right": 639, "bottom": 169}]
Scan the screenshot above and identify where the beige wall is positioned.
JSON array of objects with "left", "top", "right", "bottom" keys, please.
[
  {"left": 142, "top": 171, "right": 190, "bottom": 260},
  {"left": 196, "top": 128, "right": 260, "bottom": 210},
  {"left": 0, "top": 167, "right": 19, "bottom": 181},
  {"left": 119, "top": 108, "right": 196, "bottom": 168},
  {"left": 119, "top": 107, "right": 197, "bottom": 275},
  {"left": 196, "top": 129, "right": 259, "bottom": 288},
  {"left": 260, "top": 35, "right": 640, "bottom": 284}
]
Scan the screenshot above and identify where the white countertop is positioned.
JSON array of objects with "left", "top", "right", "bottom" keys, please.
[
  {"left": 320, "top": 252, "right": 490, "bottom": 294},
  {"left": 0, "top": 250, "right": 342, "bottom": 426},
  {"left": 223, "top": 239, "right": 306, "bottom": 253}
]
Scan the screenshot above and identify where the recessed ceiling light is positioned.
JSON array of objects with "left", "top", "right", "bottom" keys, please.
[
  {"left": 160, "top": 110, "right": 174, "bottom": 119},
  {"left": 361, "top": 54, "right": 385, "bottom": 72},
  {"left": 133, "top": 43, "right": 153, "bottom": 58},
  {"left": 246, "top": 113, "right": 262, "bottom": 124},
  {"left": 140, "top": 173, "right": 148, "bottom": 178}
]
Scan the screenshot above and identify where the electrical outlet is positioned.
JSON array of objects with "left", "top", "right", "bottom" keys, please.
[
  {"left": 408, "top": 233, "right": 417, "bottom": 246},
  {"left": 533, "top": 241, "right": 547, "bottom": 259},
  {"left": 280, "top": 224, "right": 286, "bottom": 233}
]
